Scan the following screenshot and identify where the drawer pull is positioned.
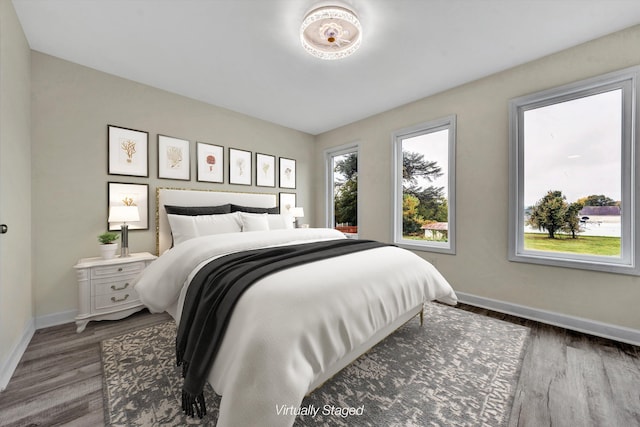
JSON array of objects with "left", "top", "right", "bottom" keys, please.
[
  {"left": 117, "top": 267, "right": 123, "bottom": 272},
  {"left": 111, "top": 294, "right": 129, "bottom": 303},
  {"left": 111, "top": 283, "right": 130, "bottom": 291}
]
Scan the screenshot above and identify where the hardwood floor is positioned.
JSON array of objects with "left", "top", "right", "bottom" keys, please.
[
  {"left": 0, "top": 310, "right": 171, "bottom": 427},
  {"left": 0, "top": 306, "right": 638, "bottom": 426},
  {"left": 459, "top": 304, "right": 640, "bottom": 427}
]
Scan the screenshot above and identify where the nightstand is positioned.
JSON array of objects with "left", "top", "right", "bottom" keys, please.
[{"left": 74, "top": 252, "right": 156, "bottom": 333}]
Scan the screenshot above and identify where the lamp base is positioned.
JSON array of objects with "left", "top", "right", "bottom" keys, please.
[{"left": 120, "top": 224, "right": 130, "bottom": 257}]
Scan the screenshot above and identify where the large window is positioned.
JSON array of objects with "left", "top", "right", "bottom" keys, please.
[
  {"left": 509, "top": 67, "right": 639, "bottom": 275},
  {"left": 325, "top": 144, "right": 358, "bottom": 237},
  {"left": 393, "top": 116, "right": 456, "bottom": 253}
]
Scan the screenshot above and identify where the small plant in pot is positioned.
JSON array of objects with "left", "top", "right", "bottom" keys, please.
[{"left": 98, "top": 232, "right": 119, "bottom": 260}]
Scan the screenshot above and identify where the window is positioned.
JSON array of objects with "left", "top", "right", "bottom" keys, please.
[
  {"left": 509, "top": 67, "right": 639, "bottom": 275},
  {"left": 325, "top": 144, "right": 358, "bottom": 237},
  {"left": 392, "top": 116, "right": 456, "bottom": 253}
]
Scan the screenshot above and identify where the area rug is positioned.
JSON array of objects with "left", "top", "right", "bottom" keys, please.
[{"left": 101, "top": 303, "right": 529, "bottom": 426}]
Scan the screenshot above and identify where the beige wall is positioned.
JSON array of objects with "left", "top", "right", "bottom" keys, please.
[
  {"left": 31, "top": 52, "right": 315, "bottom": 319},
  {"left": 315, "top": 25, "right": 640, "bottom": 331},
  {"left": 0, "top": 0, "right": 32, "bottom": 377},
  {"left": 9, "top": 13, "right": 640, "bottom": 334}
]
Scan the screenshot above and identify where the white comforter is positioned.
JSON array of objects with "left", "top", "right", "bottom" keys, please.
[{"left": 135, "top": 228, "right": 457, "bottom": 426}]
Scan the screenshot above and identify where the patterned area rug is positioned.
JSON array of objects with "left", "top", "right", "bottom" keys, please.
[{"left": 102, "top": 303, "right": 529, "bottom": 426}]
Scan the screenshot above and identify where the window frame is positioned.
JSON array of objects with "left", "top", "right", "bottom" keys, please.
[
  {"left": 392, "top": 115, "right": 457, "bottom": 254},
  {"left": 508, "top": 67, "right": 639, "bottom": 275},
  {"left": 324, "top": 142, "right": 360, "bottom": 236}
]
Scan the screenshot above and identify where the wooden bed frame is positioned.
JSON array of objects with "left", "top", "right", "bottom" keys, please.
[{"left": 155, "top": 187, "right": 424, "bottom": 398}]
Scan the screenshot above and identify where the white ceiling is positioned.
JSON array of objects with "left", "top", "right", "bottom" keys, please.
[{"left": 12, "top": 0, "right": 640, "bottom": 135}]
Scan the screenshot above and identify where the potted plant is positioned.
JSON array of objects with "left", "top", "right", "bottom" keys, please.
[{"left": 98, "top": 232, "right": 119, "bottom": 260}]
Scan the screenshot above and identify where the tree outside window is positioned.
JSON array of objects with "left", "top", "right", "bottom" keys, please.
[
  {"left": 393, "top": 116, "right": 456, "bottom": 253},
  {"left": 333, "top": 152, "right": 357, "bottom": 229},
  {"left": 326, "top": 145, "right": 359, "bottom": 236},
  {"left": 509, "top": 67, "right": 639, "bottom": 274}
]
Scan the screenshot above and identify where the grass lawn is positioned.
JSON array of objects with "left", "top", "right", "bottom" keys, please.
[{"left": 524, "top": 233, "right": 621, "bottom": 256}]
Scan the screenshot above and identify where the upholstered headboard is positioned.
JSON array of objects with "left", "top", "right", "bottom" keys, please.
[{"left": 156, "top": 188, "right": 277, "bottom": 255}]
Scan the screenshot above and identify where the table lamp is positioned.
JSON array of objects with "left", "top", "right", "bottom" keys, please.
[
  {"left": 290, "top": 207, "right": 304, "bottom": 228},
  {"left": 108, "top": 206, "right": 140, "bottom": 257}
]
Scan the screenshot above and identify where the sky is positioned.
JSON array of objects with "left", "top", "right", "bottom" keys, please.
[
  {"left": 398, "top": 88, "right": 621, "bottom": 208},
  {"left": 402, "top": 129, "right": 449, "bottom": 194},
  {"left": 523, "top": 89, "right": 622, "bottom": 207}
]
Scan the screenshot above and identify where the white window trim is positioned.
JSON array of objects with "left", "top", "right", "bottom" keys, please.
[
  {"left": 324, "top": 142, "right": 360, "bottom": 234},
  {"left": 392, "top": 115, "right": 457, "bottom": 254},
  {"left": 508, "top": 66, "right": 639, "bottom": 275}
]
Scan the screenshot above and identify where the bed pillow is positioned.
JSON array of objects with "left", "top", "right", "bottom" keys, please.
[
  {"left": 167, "top": 212, "right": 242, "bottom": 245},
  {"left": 165, "top": 204, "right": 232, "bottom": 216},
  {"left": 230, "top": 204, "right": 279, "bottom": 214},
  {"left": 166, "top": 214, "right": 197, "bottom": 245},
  {"left": 267, "top": 214, "right": 294, "bottom": 230},
  {"left": 239, "top": 212, "right": 270, "bottom": 232}
]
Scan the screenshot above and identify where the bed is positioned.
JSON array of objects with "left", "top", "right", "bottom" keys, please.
[{"left": 135, "top": 188, "right": 458, "bottom": 426}]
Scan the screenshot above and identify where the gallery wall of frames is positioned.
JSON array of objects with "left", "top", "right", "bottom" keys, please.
[{"left": 106, "top": 124, "right": 299, "bottom": 231}]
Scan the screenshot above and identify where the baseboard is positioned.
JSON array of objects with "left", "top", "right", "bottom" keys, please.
[
  {"left": 35, "top": 309, "right": 77, "bottom": 330},
  {"left": 456, "top": 291, "right": 640, "bottom": 347},
  {"left": 0, "top": 317, "right": 35, "bottom": 392}
]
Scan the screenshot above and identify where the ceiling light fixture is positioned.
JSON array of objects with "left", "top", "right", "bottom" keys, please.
[{"left": 300, "top": 3, "right": 362, "bottom": 60}]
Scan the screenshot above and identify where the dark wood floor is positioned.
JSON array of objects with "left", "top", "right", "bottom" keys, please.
[{"left": 0, "top": 305, "right": 638, "bottom": 426}]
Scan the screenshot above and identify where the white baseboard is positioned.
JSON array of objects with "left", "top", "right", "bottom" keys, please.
[
  {"left": 35, "top": 309, "right": 77, "bottom": 329},
  {"left": 456, "top": 291, "right": 640, "bottom": 347},
  {"left": 0, "top": 309, "right": 78, "bottom": 391},
  {"left": 0, "top": 317, "right": 35, "bottom": 392}
]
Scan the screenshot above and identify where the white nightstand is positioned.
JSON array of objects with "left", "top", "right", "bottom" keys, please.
[{"left": 74, "top": 252, "right": 156, "bottom": 333}]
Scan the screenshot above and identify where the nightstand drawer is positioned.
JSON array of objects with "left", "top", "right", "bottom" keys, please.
[
  {"left": 93, "top": 276, "right": 137, "bottom": 296},
  {"left": 93, "top": 289, "right": 140, "bottom": 311},
  {"left": 91, "top": 261, "right": 145, "bottom": 278},
  {"left": 74, "top": 252, "right": 156, "bottom": 333}
]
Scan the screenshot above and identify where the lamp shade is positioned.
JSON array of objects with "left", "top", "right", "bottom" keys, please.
[
  {"left": 108, "top": 206, "right": 140, "bottom": 223},
  {"left": 290, "top": 207, "right": 305, "bottom": 218}
]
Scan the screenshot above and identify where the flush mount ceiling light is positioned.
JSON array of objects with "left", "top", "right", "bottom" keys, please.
[{"left": 300, "top": 3, "right": 362, "bottom": 60}]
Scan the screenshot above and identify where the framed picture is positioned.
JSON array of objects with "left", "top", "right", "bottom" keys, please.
[
  {"left": 158, "top": 135, "right": 190, "bottom": 180},
  {"left": 229, "top": 148, "right": 252, "bottom": 185},
  {"left": 256, "top": 153, "right": 276, "bottom": 187},
  {"left": 279, "top": 157, "right": 296, "bottom": 189},
  {"left": 108, "top": 125, "right": 148, "bottom": 177},
  {"left": 279, "top": 192, "right": 296, "bottom": 214},
  {"left": 197, "top": 142, "right": 224, "bottom": 183},
  {"left": 107, "top": 182, "right": 149, "bottom": 231}
]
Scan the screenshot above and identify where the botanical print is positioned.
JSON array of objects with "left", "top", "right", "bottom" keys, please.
[
  {"left": 108, "top": 125, "right": 148, "bottom": 177},
  {"left": 256, "top": 153, "right": 275, "bottom": 187},
  {"left": 108, "top": 182, "right": 149, "bottom": 231},
  {"left": 229, "top": 148, "right": 251, "bottom": 185},
  {"left": 158, "top": 135, "right": 190, "bottom": 180},
  {"left": 236, "top": 157, "right": 246, "bottom": 176},
  {"left": 166, "top": 145, "right": 183, "bottom": 169},
  {"left": 120, "top": 139, "right": 136, "bottom": 163},
  {"left": 279, "top": 192, "right": 296, "bottom": 214},
  {"left": 122, "top": 196, "right": 136, "bottom": 207},
  {"left": 206, "top": 155, "right": 216, "bottom": 171},
  {"left": 279, "top": 157, "right": 296, "bottom": 189},
  {"left": 197, "top": 142, "right": 224, "bottom": 183}
]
